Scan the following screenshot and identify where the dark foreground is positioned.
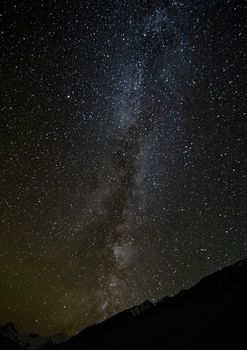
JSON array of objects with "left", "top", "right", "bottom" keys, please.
[{"left": 1, "top": 258, "right": 247, "bottom": 349}]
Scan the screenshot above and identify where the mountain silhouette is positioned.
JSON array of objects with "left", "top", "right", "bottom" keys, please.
[
  {"left": 0, "top": 324, "right": 68, "bottom": 350},
  {"left": 54, "top": 258, "right": 247, "bottom": 349},
  {"left": 1, "top": 258, "right": 246, "bottom": 349}
]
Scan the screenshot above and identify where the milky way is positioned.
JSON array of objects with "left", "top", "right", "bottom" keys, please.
[{"left": 0, "top": 0, "right": 246, "bottom": 336}]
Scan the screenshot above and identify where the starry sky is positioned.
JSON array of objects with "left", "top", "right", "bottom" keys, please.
[{"left": 0, "top": 0, "right": 247, "bottom": 337}]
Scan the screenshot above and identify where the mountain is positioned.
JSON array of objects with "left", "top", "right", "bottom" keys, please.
[
  {"left": 0, "top": 324, "right": 69, "bottom": 349},
  {"left": 53, "top": 258, "right": 247, "bottom": 349},
  {"left": 1, "top": 258, "right": 246, "bottom": 349}
]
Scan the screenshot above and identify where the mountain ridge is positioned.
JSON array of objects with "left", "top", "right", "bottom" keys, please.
[
  {"left": 0, "top": 323, "right": 69, "bottom": 349},
  {"left": 1, "top": 257, "right": 247, "bottom": 349},
  {"left": 54, "top": 257, "right": 247, "bottom": 349}
]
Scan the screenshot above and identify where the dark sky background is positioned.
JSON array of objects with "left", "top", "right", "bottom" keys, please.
[{"left": 0, "top": 0, "right": 246, "bottom": 337}]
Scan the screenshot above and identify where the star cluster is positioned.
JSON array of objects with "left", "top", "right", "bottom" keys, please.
[{"left": 0, "top": 0, "right": 246, "bottom": 336}]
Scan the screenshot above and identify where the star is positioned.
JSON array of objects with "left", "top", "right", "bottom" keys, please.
[{"left": 0, "top": 0, "right": 246, "bottom": 337}]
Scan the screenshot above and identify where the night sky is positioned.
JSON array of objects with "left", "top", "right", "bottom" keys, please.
[{"left": 1, "top": 0, "right": 247, "bottom": 337}]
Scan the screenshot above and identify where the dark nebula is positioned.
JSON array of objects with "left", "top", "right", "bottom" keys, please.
[{"left": 0, "top": 0, "right": 246, "bottom": 336}]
